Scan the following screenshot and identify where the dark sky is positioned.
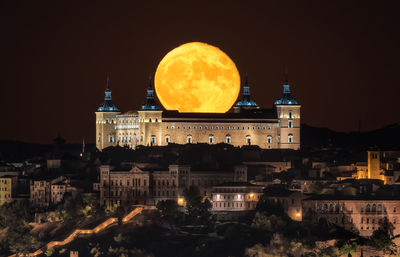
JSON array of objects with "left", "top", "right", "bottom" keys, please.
[{"left": 1, "top": 1, "right": 400, "bottom": 144}]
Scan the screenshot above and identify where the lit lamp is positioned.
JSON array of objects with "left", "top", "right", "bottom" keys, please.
[{"left": 177, "top": 198, "right": 184, "bottom": 206}]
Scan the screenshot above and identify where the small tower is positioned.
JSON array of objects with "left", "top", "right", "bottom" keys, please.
[
  {"left": 234, "top": 75, "right": 259, "bottom": 113},
  {"left": 138, "top": 76, "right": 162, "bottom": 146},
  {"left": 274, "top": 73, "right": 301, "bottom": 150},
  {"left": 95, "top": 75, "right": 120, "bottom": 150}
]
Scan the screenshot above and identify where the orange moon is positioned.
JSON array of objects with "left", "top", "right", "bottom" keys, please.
[{"left": 154, "top": 42, "right": 240, "bottom": 113}]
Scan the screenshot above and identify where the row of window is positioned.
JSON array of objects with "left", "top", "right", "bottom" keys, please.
[
  {"left": 361, "top": 217, "right": 396, "bottom": 224},
  {"left": 107, "top": 179, "right": 147, "bottom": 187},
  {"left": 108, "top": 189, "right": 147, "bottom": 197},
  {"left": 162, "top": 134, "right": 294, "bottom": 144},
  {"left": 0, "top": 194, "right": 11, "bottom": 198},
  {"left": 213, "top": 202, "right": 256, "bottom": 209},
  {"left": 166, "top": 125, "right": 274, "bottom": 130}
]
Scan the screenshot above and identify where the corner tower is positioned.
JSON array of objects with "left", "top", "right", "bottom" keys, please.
[
  {"left": 138, "top": 76, "right": 163, "bottom": 146},
  {"left": 274, "top": 74, "right": 301, "bottom": 150},
  {"left": 95, "top": 75, "right": 120, "bottom": 150}
]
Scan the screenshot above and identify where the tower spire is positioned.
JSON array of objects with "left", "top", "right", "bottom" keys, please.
[
  {"left": 274, "top": 72, "right": 298, "bottom": 105},
  {"left": 141, "top": 75, "right": 160, "bottom": 110},
  {"left": 97, "top": 73, "right": 119, "bottom": 112},
  {"left": 235, "top": 73, "right": 258, "bottom": 108}
]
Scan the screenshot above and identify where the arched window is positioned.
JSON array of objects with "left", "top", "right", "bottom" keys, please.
[
  {"left": 187, "top": 135, "right": 192, "bottom": 144},
  {"left": 288, "top": 134, "right": 293, "bottom": 143},
  {"left": 149, "top": 118, "right": 152, "bottom": 122},
  {"left": 329, "top": 204, "right": 334, "bottom": 213},
  {"left": 165, "top": 135, "right": 170, "bottom": 143},
  {"left": 267, "top": 135, "right": 272, "bottom": 144},
  {"left": 366, "top": 204, "right": 371, "bottom": 213},
  {"left": 226, "top": 135, "right": 231, "bottom": 144},
  {"left": 151, "top": 135, "right": 156, "bottom": 145},
  {"left": 324, "top": 204, "right": 328, "bottom": 212},
  {"left": 288, "top": 121, "right": 293, "bottom": 128},
  {"left": 378, "top": 204, "right": 382, "bottom": 213},
  {"left": 246, "top": 135, "right": 251, "bottom": 145},
  {"left": 288, "top": 111, "right": 293, "bottom": 119},
  {"left": 372, "top": 204, "right": 376, "bottom": 213},
  {"left": 208, "top": 134, "right": 214, "bottom": 144}
]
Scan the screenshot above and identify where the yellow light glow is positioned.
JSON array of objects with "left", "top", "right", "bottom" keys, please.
[
  {"left": 296, "top": 212, "right": 301, "bottom": 217},
  {"left": 155, "top": 42, "right": 240, "bottom": 113},
  {"left": 249, "top": 193, "right": 254, "bottom": 198},
  {"left": 178, "top": 198, "right": 184, "bottom": 206}
]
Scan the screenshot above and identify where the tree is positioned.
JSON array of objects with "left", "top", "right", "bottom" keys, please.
[
  {"left": 339, "top": 241, "right": 356, "bottom": 256},
  {"left": 251, "top": 212, "right": 286, "bottom": 232},
  {"left": 183, "top": 186, "right": 212, "bottom": 225},
  {"left": 369, "top": 217, "right": 395, "bottom": 253},
  {"left": 156, "top": 200, "right": 182, "bottom": 225}
]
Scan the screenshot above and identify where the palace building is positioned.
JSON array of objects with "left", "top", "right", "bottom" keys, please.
[{"left": 95, "top": 75, "right": 301, "bottom": 150}]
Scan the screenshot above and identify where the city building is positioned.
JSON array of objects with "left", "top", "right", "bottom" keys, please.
[
  {"left": 95, "top": 75, "right": 301, "bottom": 151},
  {"left": 30, "top": 176, "right": 70, "bottom": 208},
  {"left": 0, "top": 175, "right": 18, "bottom": 205},
  {"left": 356, "top": 151, "right": 400, "bottom": 183},
  {"left": 302, "top": 194, "right": 400, "bottom": 237},
  {"left": 99, "top": 164, "right": 248, "bottom": 208},
  {"left": 211, "top": 182, "right": 263, "bottom": 220}
]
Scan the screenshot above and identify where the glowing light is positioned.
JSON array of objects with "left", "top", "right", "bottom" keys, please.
[
  {"left": 178, "top": 197, "right": 184, "bottom": 206},
  {"left": 296, "top": 212, "right": 301, "bottom": 217},
  {"left": 155, "top": 42, "right": 240, "bottom": 113},
  {"left": 249, "top": 193, "right": 254, "bottom": 198}
]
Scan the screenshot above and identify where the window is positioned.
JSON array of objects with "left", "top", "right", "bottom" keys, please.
[
  {"left": 246, "top": 135, "right": 251, "bottom": 145},
  {"left": 267, "top": 135, "right": 272, "bottom": 144},
  {"left": 209, "top": 135, "right": 214, "bottom": 144},
  {"left": 288, "top": 134, "right": 293, "bottom": 143},
  {"left": 151, "top": 135, "right": 156, "bottom": 145},
  {"left": 226, "top": 135, "right": 231, "bottom": 144},
  {"left": 149, "top": 118, "right": 152, "bottom": 122},
  {"left": 288, "top": 121, "right": 293, "bottom": 128},
  {"left": 187, "top": 135, "right": 192, "bottom": 144},
  {"left": 165, "top": 135, "right": 170, "bottom": 143},
  {"left": 288, "top": 111, "right": 293, "bottom": 119}
]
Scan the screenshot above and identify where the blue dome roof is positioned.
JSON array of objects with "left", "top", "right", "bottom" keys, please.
[
  {"left": 140, "top": 77, "right": 161, "bottom": 111},
  {"left": 97, "top": 76, "right": 120, "bottom": 112},
  {"left": 235, "top": 77, "right": 258, "bottom": 108},
  {"left": 274, "top": 82, "right": 298, "bottom": 105}
]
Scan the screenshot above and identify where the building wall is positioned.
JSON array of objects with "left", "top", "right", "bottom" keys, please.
[
  {"left": 96, "top": 109, "right": 301, "bottom": 150},
  {"left": 302, "top": 199, "right": 400, "bottom": 237},
  {"left": 0, "top": 176, "right": 17, "bottom": 205},
  {"left": 95, "top": 111, "right": 120, "bottom": 150},
  {"left": 98, "top": 165, "right": 245, "bottom": 207}
]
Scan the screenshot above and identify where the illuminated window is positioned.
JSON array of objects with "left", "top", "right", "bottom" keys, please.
[
  {"left": 277, "top": 135, "right": 280, "bottom": 143},
  {"left": 267, "top": 135, "right": 272, "bottom": 144},
  {"left": 209, "top": 135, "right": 214, "bottom": 144},
  {"left": 288, "top": 134, "right": 293, "bottom": 143},
  {"left": 187, "top": 135, "right": 192, "bottom": 144},
  {"left": 226, "top": 135, "right": 231, "bottom": 144},
  {"left": 288, "top": 111, "right": 293, "bottom": 119}
]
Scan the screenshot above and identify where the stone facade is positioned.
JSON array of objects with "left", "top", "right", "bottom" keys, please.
[
  {"left": 95, "top": 76, "right": 301, "bottom": 151},
  {"left": 99, "top": 164, "right": 247, "bottom": 208},
  {"left": 302, "top": 196, "right": 400, "bottom": 237}
]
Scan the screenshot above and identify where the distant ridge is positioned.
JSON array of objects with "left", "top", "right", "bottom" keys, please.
[{"left": 301, "top": 123, "right": 400, "bottom": 150}]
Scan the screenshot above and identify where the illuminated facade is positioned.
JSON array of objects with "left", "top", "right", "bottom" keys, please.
[
  {"left": 99, "top": 164, "right": 248, "bottom": 207},
  {"left": 302, "top": 195, "right": 400, "bottom": 237},
  {"left": 356, "top": 151, "right": 400, "bottom": 183},
  {"left": 95, "top": 75, "right": 301, "bottom": 151},
  {"left": 0, "top": 175, "right": 17, "bottom": 205}
]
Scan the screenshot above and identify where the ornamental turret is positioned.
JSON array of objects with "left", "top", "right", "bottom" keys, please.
[
  {"left": 234, "top": 75, "right": 259, "bottom": 112},
  {"left": 274, "top": 74, "right": 298, "bottom": 106},
  {"left": 97, "top": 75, "right": 120, "bottom": 112},
  {"left": 141, "top": 76, "right": 161, "bottom": 111}
]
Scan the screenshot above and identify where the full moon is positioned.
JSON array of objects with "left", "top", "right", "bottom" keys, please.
[{"left": 154, "top": 42, "right": 240, "bottom": 113}]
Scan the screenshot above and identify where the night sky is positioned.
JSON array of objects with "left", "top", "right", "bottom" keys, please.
[{"left": 2, "top": 1, "right": 399, "bottom": 144}]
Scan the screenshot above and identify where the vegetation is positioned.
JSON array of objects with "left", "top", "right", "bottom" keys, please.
[{"left": 0, "top": 200, "right": 42, "bottom": 256}]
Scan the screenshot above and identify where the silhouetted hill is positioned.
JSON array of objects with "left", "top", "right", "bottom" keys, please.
[
  {"left": 0, "top": 140, "right": 94, "bottom": 162},
  {"left": 301, "top": 123, "right": 400, "bottom": 150}
]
